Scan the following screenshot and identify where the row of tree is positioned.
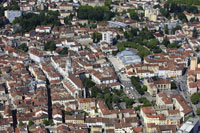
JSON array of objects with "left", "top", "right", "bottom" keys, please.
[
  {"left": 131, "top": 76, "right": 147, "bottom": 95},
  {"left": 19, "top": 119, "right": 54, "bottom": 127}
]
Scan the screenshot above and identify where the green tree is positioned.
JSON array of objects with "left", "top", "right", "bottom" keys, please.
[
  {"left": 148, "top": 39, "right": 159, "bottom": 49},
  {"left": 44, "top": 41, "right": 56, "bottom": 51},
  {"left": 49, "top": 119, "right": 54, "bottom": 126},
  {"left": 196, "top": 48, "right": 200, "bottom": 52},
  {"left": 43, "top": 120, "right": 49, "bottom": 126},
  {"left": 184, "top": 115, "right": 194, "bottom": 122},
  {"left": 0, "top": 113, "right": 2, "bottom": 118},
  {"left": 91, "top": 86, "right": 102, "bottom": 97},
  {"left": 131, "top": 76, "right": 146, "bottom": 95},
  {"left": 160, "top": 8, "right": 169, "bottom": 18},
  {"left": 125, "top": 98, "right": 134, "bottom": 108},
  {"left": 177, "top": 13, "right": 187, "bottom": 23},
  {"left": 104, "top": 87, "right": 110, "bottom": 94},
  {"left": 112, "top": 50, "right": 118, "bottom": 56},
  {"left": 165, "top": 25, "right": 169, "bottom": 34},
  {"left": 172, "top": 25, "right": 182, "bottom": 34},
  {"left": 168, "top": 43, "right": 180, "bottom": 48},
  {"left": 59, "top": 47, "right": 68, "bottom": 55},
  {"left": 17, "top": 43, "right": 28, "bottom": 52},
  {"left": 83, "top": 78, "right": 95, "bottom": 88},
  {"left": 112, "top": 94, "right": 120, "bottom": 104},
  {"left": 104, "top": 93, "right": 111, "bottom": 102},
  {"left": 191, "top": 93, "right": 200, "bottom": 104},
  {"left": 134, "top": 105, "right": 141, "bottom": 111},
  {"left": 116, "top": 42, "right": 125, "bottom": 51},
  {"left": 0, "top": 18, "right": 4, "bottom": 28},
  {"left": 65, "top": 111, "right": 73, "bottom": 115},
  {"left": 138, "top": 97, "right": 152, "bottom": 107},
  {"left": 104, "top": 93, "right": 112, "bottom": 109},
  {"left": 116, "top": 41, "right": 150, "bottom": 58},
  {"left": 92, "top": 32, "right": 102, "bottom": 43},
  {"left": 171, "top": 81, "right": 177, "bottom": 89},
  {"left": 28, "top": 120, "right": 34, "bottom": 126},
  {"left": 64, "top": 16, "right": 71, "bottom": 25},
  {"left": 6, "top": 2, "right": 20, "bottom": 10},
  {"left": 105, "top": 0, "right": 111, "bottom": 7},
  {"left": 19, "top": 121, "right": 24, "bottom": 127},
  {"left": 190, "top": 17, "right": 196, "bottom": 23},
  {"left": 153, "top": 48, "right": 162, "bottom": 53},
  {"left": 97, "top": 93, "right": 103, "bottom": 98},
  {"left": 196, "top": 108, "right": 200, "bottom": 115},
  {"left": 128, "top": 9, "right": 139, "bottom": 20},
  {"left": 142, "top": 85, "right": 147, "bottom": 91},
  {"left": 91, "top": 24, "right": 97, "bottom": 29},
  {"left": 192, "top": 27, "right": 198, "bottom": 38},
  {"left": 162, "top": 37, "right": 170, "bottom": 47}
]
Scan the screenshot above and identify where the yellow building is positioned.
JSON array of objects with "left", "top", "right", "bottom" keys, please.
[
  {"left": 190, "top": 57, "right": 197, "bottom": 70},
  {"left": 65, "top": 114, "right": 84, "bottom": 124},
  {"left": 78, "top": 98, "right": 96, "bottom": 115},
  {"left": 145, "top": 8, "right": 159, "bottom": 22}
]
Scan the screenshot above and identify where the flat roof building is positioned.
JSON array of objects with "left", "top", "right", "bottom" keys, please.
[{"left": 177, "top": 118, "right": 199, "bottom": 133}]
